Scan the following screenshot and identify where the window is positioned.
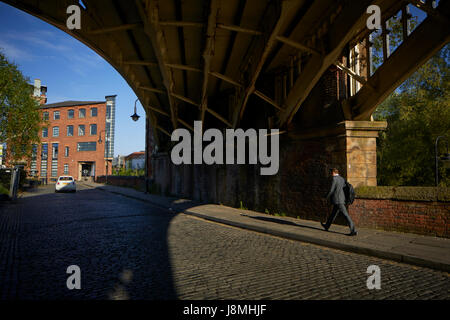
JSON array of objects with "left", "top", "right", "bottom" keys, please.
[
  {"left": 106, "top": 105, "right": 111, "bottom": 118},
  {"left": 31, "top": 144, "right": 38, "bottom": 158},
  {"left": 77, "top": 142, "right": 96, "bottom": 152},
  {"left": 51, "top": 160, "right": 58, "bottom": 177},
  {"left": 79, "top": 108, "right": 86, "bottom": 118},
  {"left": 53, "top": 111, "right": 60, "bottom": 120},
  {"left": 91, "top": 107, "right": 97, "bottom": 117},
  {"left": 67, "top": 125, "right": 73, "bottom": 136},
  {"left": 31, "top": 144, "right": 38, "bottom": 177},
  {"left": 90, "top": 124, "right": 97, "bottom": 135},
  {"left": 42, "top": 112, "right": 49, "bottom": 121},
  {"left": 53, "top": 126, "right": 59, "bottom": 137},
  {"left": 41, "top": 144, "right": 48, "bottom": 177},
  {"left": 41, "top": 143, "right": 48, "bottom": 160},
  {"left": 42, "top": 127, "right": 48, "bottom": 138},
  {"left": 52, "top": 143, "right": 58, "bottom": 159},
  {"left": 64, "top": 164, "right": 69, "bottom": 175},
  {"left": 65, "top": 146, "right": 69, "bottom": 157},
  {"left": 30, "top": 159, "right": 37, "bottom": 177},
  {"left": 78, "top": 125, "right": 85, "bottom": 136},
  {"left": 68, "top": 109, "right": 74, "bottom": 119},
  {"left": 40, "top": 160, "right": 47, "bottom": 177}
]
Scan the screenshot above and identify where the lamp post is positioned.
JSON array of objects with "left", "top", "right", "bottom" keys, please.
[
  {"left": 131, "top": 98, "right": 140, "bottom": 122},
  {"left": 435, "top": 136, "right": 450, "bottom": 187},
  {"left": 98, "top": 130, "right": 109, "bottom": 185}
]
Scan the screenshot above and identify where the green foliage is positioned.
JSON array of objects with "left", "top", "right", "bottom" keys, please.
[
  {"left": 239, "top": 201, "right": 247, "bottom": 210},
  {"left": 371, "top": 14, "right": 418, "bottom": 72},
  {"left": 356, "top": 186, "right": 449, "bottom": 202},
  {"left": 0, "top": 183, "right": 8, "bottom": 195},
  {"left": 0, "top": 51, "right": 41, "bottom": 162},
  {"left": 112, "top": 167, "right": 145, "bottom": 176},
  {"left": 373, "top": 45, "right": 450, "bottom": 186},
  {"left": 264, "top": 208, "right": 287, "bottom": 217},
  {"left": 273, "top": 212, "right": 287, "bottom": 217}
]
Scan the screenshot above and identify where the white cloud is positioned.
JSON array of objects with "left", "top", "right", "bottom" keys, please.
[
  {"left": 3, "top": 28, "right": 107, "bottom": 75},
  {"left": 0, "top": 39, "right": 35, "bottom": 62}
]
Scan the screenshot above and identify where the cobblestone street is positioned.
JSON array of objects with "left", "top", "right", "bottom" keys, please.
[{"left": 0, "top": 185, "right": 448, "bottom": 300}]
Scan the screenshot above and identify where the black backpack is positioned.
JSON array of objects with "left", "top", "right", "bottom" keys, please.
[{"left": 343, "top": 181, "right": 355, "bottom": 205}]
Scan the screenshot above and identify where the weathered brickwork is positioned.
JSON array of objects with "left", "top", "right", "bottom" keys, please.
[
  {"left": 151, "top": 121, "right": 385, "bottom": 218},
  {"left": 150, "top": 120, "right": 449, "bottom": 238},
  {"left": 349, "top": 199, "right": 449, "bottom": 238},
  {"left": 96, "top": 176, "right": 146, "bottom": 192}
]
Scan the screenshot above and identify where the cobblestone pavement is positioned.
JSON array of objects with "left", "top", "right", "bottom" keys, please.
[{"left": 0, "top": 185, "right": 449, "bottom": 300}]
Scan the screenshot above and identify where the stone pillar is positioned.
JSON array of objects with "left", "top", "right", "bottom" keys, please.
[
  {"left": 287, "top": 120, "right": 387, "bottom": 188},
  {"left": 341, "top": 121, "right": 387, "bottom": 187}
]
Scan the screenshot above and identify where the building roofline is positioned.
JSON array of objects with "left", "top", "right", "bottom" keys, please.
[
  {"left": 41, "top": 101, "right": 106, "bottom": 109},
  {"left": 125, "top": 151, "right": 145, "bottom": 158}
]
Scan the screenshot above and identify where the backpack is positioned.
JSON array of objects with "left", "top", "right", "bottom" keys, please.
[{"left": 343, "top": 181, "right": 355, "bottom": 205}]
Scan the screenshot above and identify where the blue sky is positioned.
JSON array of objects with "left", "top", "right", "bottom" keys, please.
[{"left": 0, "top": 2, "right": 145, "bottom": 157}]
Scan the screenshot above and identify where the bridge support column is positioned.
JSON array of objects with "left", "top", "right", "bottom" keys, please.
[
  {"left": 278, "top": 120, "right": 387, "bottom": 221},
  {"left": 289, "top": 120, "right": 387, "bottom": 187},
  {"left": 341, "top": 121, "right": 387, "bottom": 187}
]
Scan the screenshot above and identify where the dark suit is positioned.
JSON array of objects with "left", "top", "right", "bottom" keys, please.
[{"left": 324, "top": 175, "right": 355, "bottom": 233}]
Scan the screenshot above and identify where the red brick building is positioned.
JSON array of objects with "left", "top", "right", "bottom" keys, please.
[{"left": 30, "top": 93, "right": 117, "bottom": 182}]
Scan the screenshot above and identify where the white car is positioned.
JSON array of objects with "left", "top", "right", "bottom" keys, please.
[{"left": 55, "top": 176, "right": 76, "bottom": 192}]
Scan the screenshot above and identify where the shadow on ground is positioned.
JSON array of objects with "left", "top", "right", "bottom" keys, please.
[
  {"left": 241, "top": 214, "right": 348, "bottom": 235},
  {"left": 0, "top": 185, "right": 200, "bottom": 300}
]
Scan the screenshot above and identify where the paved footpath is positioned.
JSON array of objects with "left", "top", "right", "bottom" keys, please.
[{"left": 84, "top": 182, "right": 450, "bottom": 273}]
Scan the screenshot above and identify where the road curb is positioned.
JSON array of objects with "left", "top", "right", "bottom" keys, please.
[{"left": 90, "top": 184, "right": 450, "bottom": 274}]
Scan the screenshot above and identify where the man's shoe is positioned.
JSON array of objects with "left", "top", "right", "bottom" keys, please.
[
  {"left": 348, "top": 230, "right": 358, "bottom": 236},
  {"left": 321, "top": 222, "right": 329, "bottom": 231}
]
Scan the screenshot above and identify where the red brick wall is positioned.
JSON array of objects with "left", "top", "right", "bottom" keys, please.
[
  {"left": 96, "top": 176, "right": 146, "bottom": 191},
  {"left": 34, "top": 102, "right": 111, "bottom": 181},
  {"left": 349, "top": 199, "right": 449, "bottom": 238}
]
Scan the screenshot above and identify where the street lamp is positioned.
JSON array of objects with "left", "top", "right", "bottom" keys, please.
[
  {"left": 131, "top": 98, "right": 140, "bottom": 122},
  {"left": 98, "top": 130, "right": 109, "bottom": 185},
  {"left": 435, "top": 136, "right": 450, "bottom": 186},
  {"left": 98, "top": 130, "right": 104, "bottom": 144}
]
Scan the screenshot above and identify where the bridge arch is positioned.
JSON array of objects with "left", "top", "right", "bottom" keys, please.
[{"left": 3, "top": 0, "right": 449, "bottom": 217}]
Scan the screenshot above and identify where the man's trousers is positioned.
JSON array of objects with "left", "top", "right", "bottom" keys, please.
[{"left": 325, "top": 204, "right": 355, "bottom": 233}]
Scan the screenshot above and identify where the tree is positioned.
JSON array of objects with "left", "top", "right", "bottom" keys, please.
[
  {"left": 0, "top": 51, "right": 41, "bottom": 163},
  {"left": 373, "top": 44, "right": 450, "bottom": 186},
  {"left": 368, "top": 10, "right": 450, "bottom": 186}
]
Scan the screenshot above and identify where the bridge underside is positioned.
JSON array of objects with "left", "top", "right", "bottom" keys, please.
[{"left": 3, "top": 0, "right": 449, "bottom": 218}]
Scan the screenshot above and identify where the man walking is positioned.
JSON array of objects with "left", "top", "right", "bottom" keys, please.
[{"left": 321, "top": 168, "right": 357, "bottom": 236}]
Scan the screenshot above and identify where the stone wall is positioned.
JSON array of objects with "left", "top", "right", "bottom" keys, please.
[
  {"left": 150, "top": 124, "right": 450, "bottom": 238},
  {"left": 152, "top": 121, "right": 386, "bottom": 222},
  {"left": 152, "top": 122, "right": 376, "bottom": 220},
  {"left": 96, "top": 119, "right": 450, "bottom": 238}
]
